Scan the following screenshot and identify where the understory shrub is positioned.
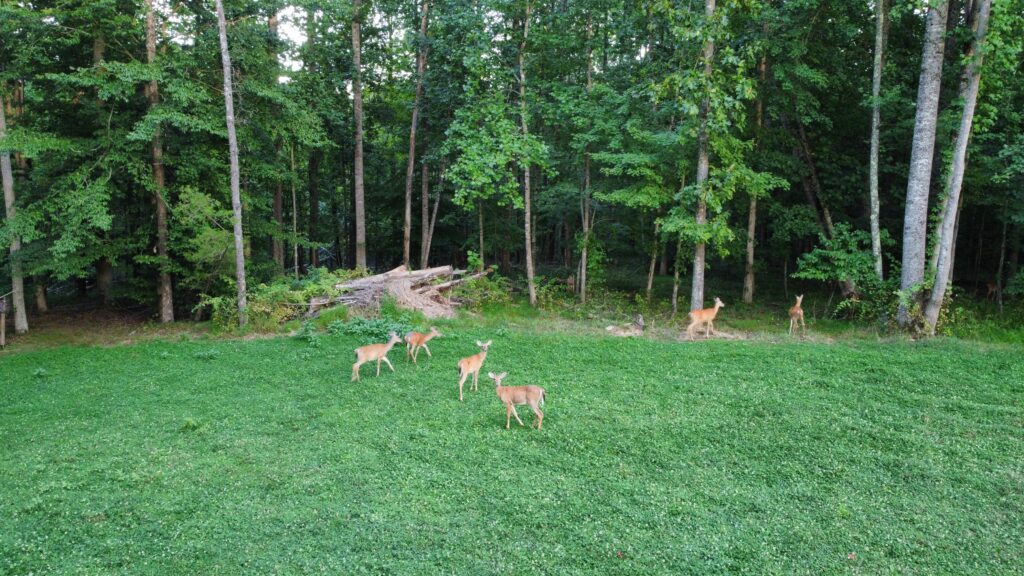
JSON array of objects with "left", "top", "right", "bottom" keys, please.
[{"left": 198, "top": 267, "right": 365, "bottom": 331}]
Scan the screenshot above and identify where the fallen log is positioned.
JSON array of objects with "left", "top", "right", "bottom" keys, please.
[{"left": 307, "top": 265, "right": 482, "bottom": 319}]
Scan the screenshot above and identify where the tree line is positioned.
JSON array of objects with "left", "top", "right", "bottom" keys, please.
[{"left": 1, "top": 0, "right": 1022, "bottom": 334}]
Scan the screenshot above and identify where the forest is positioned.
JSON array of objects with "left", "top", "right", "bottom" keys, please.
[{"left": 1, "top": 0, "right": 1023, "bottom": 335}]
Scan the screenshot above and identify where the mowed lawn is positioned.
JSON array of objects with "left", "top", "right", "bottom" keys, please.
[{"left": 1, "top": 330, "right": 1022, "bottom": 575}]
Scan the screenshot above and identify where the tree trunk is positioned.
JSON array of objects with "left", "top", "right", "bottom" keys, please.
[
  {"left": 671, "top": 236, "right": 683, "bottom": 316},
  {"left": 646, "top": 220, "right": 659, "bottom": 300},
  {"left": 352, "top": 0, "right": 367, "bottom": 269},
  {"left": 404, "top": 0, "right": 430, "bottom": 268},
  {"left": 690, "top": 0, "right": 715, "bottom": 312},
  {"left": 898, "top": 0, "right": 949, "bottom": 327},
  {"left": 34, "top": 278, "right": 48, "bottom": 313},
  {"left": 273, "top": 174, "right": 284, "bottom": 268},
  {"left": 420, "top": 159, "right": 431, "bottom": 268},
  {"left": 579, "top": 13, "right": 594, "bottom": 305},
  {"left": 519, "top": 1, "right": 537, "bottom": 306},
  {"left": 291, "top": 144, "right": 299, "bottom": 279},
  {"left": 0, "top": 94, "right": 28, "bottom": 333},
  {"left": 869, "top": 0, "right": 888, "bottom": 280},
  {"left": 215, "top": 0, "right": 248, "bottom": 326},
  {"left": 146, "top": 0, "right": 174, "bottom": 322},
  {"left": 478, "top": 201, "right": 485, "bottom": 270},
  {"left": 923, "top": 0, "right": 989, "bottom": 332},
  {"left": 796, "top": 119, "right": 837, "bottom": 239},
  {"left": 743, "top": 53, "right": 767, "bottom": 304},
  {"left": 308, "top": 150, "right": 320, "bottom": 268},
  {"left": 996, "top": 203, "right": 1008, "bottom": 313},
  {"left": 97, "top": 257, "right": 113, "bottom": 304}
]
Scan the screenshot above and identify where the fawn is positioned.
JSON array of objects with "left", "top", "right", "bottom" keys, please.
[
  {"left": 405, "top": 326, "right": 442, "bottom": 363},
  {"left": 351, "top": 331, "right": 403, "bottom": 382},
  {"left": 686, "top": 297, "right": 724, "bottom": 340},
  {"left": 488, "top": 372, "right": 546, "bottom": 430},
  {"left": 456, "top": 340, "right": 491, "bottom": 401},
  {"left": 986, "top": 282, "right": 998, "bottom": 301},
  {"left": 788, "top": 294, "right": 806, "bottom": 335},
  {"left": 606, "top": 314, "right": 644, "bottom": 337}
]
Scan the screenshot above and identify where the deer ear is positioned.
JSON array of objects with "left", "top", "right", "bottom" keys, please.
[
  {"left": 499, "top": 371, "right": 508, "bottom": 379},
  {"left": 488, "top": 372, "right": 496, "bottom": 378},
  {"left": 485, "top": 340, "right": 492, "bottom": 346},
  {"left": 476, "top": 340, "right": 483, "bottom": 346}
]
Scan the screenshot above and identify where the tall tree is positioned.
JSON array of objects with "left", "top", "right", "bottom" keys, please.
[
  {"left": 519, "top": 0, "right": 537, "bottom": 306},
  {"left": 868, "top": 0, "right": 888, "bottom": 280},
  {"left": 924, "top": 0, "right": 993, "bottom": 331},
  {"left": 145, "top": 0, "right": 173, "bottom": 322},
  {"left": 690, "top": 0, "right": 715, "bottom": 311},
  {"left": 404, "top": 0, "right": 430, "bottom": 269},
  {"left": 743, "top": 53, "right": 767, "bottom": 304},
  {"left": 898, "top": 0, "right": 950, "bottom": 326},
  {"left": 1, "top": 87, "right": 28, "bottom": 334},
  {"left": 214, "top": 0, "right": 247, "bottom": 326},
  {"left": 579, "top": 12, "right": 594, "bottom": 305},
  {"left": 352, "top": 0, "right": 367, "bottom": 268}
]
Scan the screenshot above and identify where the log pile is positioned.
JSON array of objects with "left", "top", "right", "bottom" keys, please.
[{"left": 307, "top": 265, "right": 490, "bottom": 319}]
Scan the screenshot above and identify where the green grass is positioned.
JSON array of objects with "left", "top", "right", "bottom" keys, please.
[{"left": 2, "top": 327, "right": 1023, "bottom": 574}]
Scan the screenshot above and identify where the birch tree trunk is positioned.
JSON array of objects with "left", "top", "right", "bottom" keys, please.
[
  {"left": 519, "top": 1, "right": 537, "bottom": 307},
  {"left": 352, "top": 0, "right": 367, "bottom": 268},
  {"left": 868, "top": 0, "right": 888, "bottom": 280},
  {"left": 0, "top": 90, "right": 28, "bottom": 333},
  {"left": 923, "top": 0, "right": 990, "bottom": 332},
  {"left": 898, "top": 0, "right": 949, "bottom": 327},
  {"left": 215, "top": 0, "right": 248, "bottom": 326},
  {"left": 690, "top": 0, "right": 715, "bottom": 312},
  {"left": 403, "top": 0, "right": 430, "bottom": 268}
]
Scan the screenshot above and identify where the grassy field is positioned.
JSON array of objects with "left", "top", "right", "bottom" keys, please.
[{"left": 1, "top": 325, "right": 1023, "bottom": 574}]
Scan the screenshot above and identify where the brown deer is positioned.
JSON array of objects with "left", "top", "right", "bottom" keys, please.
[
  {"left": 351, "top": 331, "right": 403, "bottom": 382},
  {"left": 788, "top": 294, "right": 806, "bottom": 335},
  {"left": 404, "top": 326, "right": 442, "bottom": 363},
  {"left": 488, "top": 371, "right": 546, "bottom": 430},
  {"left": 686, "top": 297, "right": 725, "bottom": 340},
  {"left": 606, "top": 314, "right": 644, "bottom": 337},
  {"left": 986, "top": 282, "right": 998, "bottom": 301},
  {"left": 456, "top": 340, "right": 491, "bottom": 401}
]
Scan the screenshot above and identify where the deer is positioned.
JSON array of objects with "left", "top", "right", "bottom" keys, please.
[
  {"left": 986, "top": 282, "right": 998, "bottom": 301},
  {"left": 488, "top": 372, "right": 546, "bottom": 430},
  {"left": 351, "top": 331, "right": 403, "bottom": 382},
  {"left": 456, "top": 340, "right": 491, "bottom": 401},
  {"left": 686, "top": 297, "right": 724, "bottom": 340},
  {"left": 404, "top": 326, "right": 442, "bottom": 363},
  {"left": 606, "top": 314, "right": 644, "bottom": 337},
  {"left": 788, "top": 294, "right": 806, "bottom": 335}
]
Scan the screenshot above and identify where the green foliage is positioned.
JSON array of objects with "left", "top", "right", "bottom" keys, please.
[
  {"left": 450, "top": 270, "right": 512, "bottom": 310},
  {"left": 795, "top": 224, "right": 898, "bottom": 321}
]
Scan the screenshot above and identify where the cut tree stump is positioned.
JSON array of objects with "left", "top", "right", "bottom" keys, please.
[{"left": 307, "top": 265, "right": 491, "bottom": 319}]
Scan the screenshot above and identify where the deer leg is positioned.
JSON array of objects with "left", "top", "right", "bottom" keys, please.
[
  {"left": 376, "top": 359, "right": 382, "bottom": 377},
  {"left": 458, "top": 371, "right": 467, "bottom": 402},
  {"left": 531, "top": 402, "right": 543, "bottom": 430},
  {"left": 506, "top": 403, "right": 512, "bottom": 429},
  {"left": 510, "top": 405, "right": 525, "bottom": 427},
  {"left": 789, "top": 318, "right": 794, "bottom": 335},
  {"left": 383, "top": 356, "right": 395, "bottom": 372},
  {"left": 422, "top": 344, "right": 432, "bottom": 358},
  {"left": 351, "top": 361, "right": 362, "bottom": 382},
  {"left": 472, "top": 371, "right": 479, "bottom": 392}
]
